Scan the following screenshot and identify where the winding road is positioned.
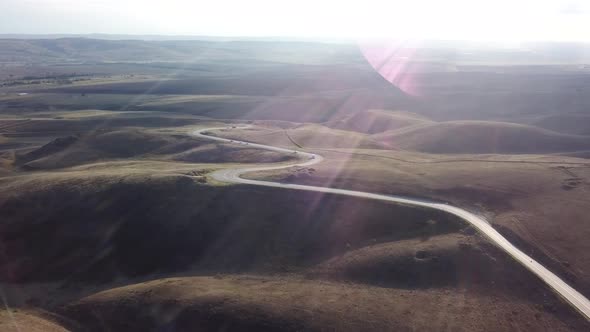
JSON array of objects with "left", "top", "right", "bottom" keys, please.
[{"left": 193, "top": 126, "right": 590, "bottom": 321}]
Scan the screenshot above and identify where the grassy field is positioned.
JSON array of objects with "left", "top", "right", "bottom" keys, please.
[
  {"left": 1, "top": 170, "right": 588, "bottom": 331},
  {"left": 2, "top": 38, "right": 590, "bottom": 331},
  {"left": 63, "top": 274, "right": 586, "bottom": 332},
  {"left": 0, "top": 310, "right": 74, "bottom": 332},
  {"left": 222, "top": 124, "right": 590, "bottom": 297},
  {"left": 214, "top": 113, "right": 590, "bottom": 154}
]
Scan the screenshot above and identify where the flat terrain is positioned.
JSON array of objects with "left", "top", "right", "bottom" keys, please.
[{"left": 1, "top": 37, "right": 590, "bottom": 331}]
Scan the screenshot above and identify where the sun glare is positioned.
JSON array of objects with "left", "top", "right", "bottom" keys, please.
[{"left": 2, "top": 0, "right": 590, "bottom": 42}]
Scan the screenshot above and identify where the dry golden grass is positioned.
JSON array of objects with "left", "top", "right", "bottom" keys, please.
[
  {"left": 325, "top": 109, "right": 433, "bottom": 134},
  {"left": 6, "top": 127, "right": 296, "bottom": 171},
  {"left": 0, "top": 310, "right": 70, "bottom": 332},
  {"left": 245, "top": 144, "right": 590, "bottom": 296},
  {"left": 63, "top": 275, "right": 587, "bottom": 332},
  {"left": 216, "top": 123, "right": 384, "bottom": 149},
  {"left": 217, "top": 120, "right": 590, "bottom": 155},
  {"left": 1, "top": 157, "right": 587, "bottom": 330},
  {"left": 372, "top": 120, "right": 590, "bottom": 154},
  {"left": 534, "top": 114, "right": 590, "bottom": 136},
  {"left": 1, "top": 111, "right": 590, "bottom": 330}
]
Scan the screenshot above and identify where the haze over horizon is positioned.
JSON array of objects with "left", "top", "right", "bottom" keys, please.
[{"left": 1, "top": 0, "right": 590, "bottom": 43}]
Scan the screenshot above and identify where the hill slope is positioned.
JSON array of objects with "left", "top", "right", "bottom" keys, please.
[
  {"left": 2, "top": 160, "right": 589, "bottom": 331},
  {"left": 0, "top": 310, "right": 71, "bottom": 332},
  {"left": 373, "top": 121, "right": 590, "bottom": 154},
  {"left": 16, "top": 129, "right": 295, "bottom": 170},
  {"left": 63, "top": 275, "right": 587, "bottom": 332},
  {"left": 325, "top": 109, "right": 433, "bottom": 134},
  {"left": 534, "top": 114, "right": 590, "bottom": 136},
  {"left": 215, "top": 124, "right": 385, "bottom": 149}
]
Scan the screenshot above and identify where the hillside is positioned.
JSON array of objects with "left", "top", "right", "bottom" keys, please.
[
  {"left": 0, "top": 38, "right": 364, "bottom": 65},
  {"left": 1, "top": 173, "right": 588, "bottom": 331},
  {"left": 325, "top": 109, "right": 433, "bottom": 134},
  {"left": 15, "top": 129, "right": 295, "bottom": 170},
  {"left": 215, "top": 124, "right": 385, "bottom": 149},
  {"left": 0, "top": 310, "right": 71, "bottom": 332},
  {"left": 312, "top": 233, "right": 530, "bottom": 290},
  {"left": 3, "top": 36, "right": 590, "bottom": 331},
  {"left": 534, "top": 114, "right": 590, "bottom": 136},
  {"left": 373, "top": 121, "right": 590, "bottom": 154},
  {"left": 63, "top": 274, "right": 585, "bottom": 332},
  {"left": 0, "top": 174, "right": 462, "bottom": 282}
]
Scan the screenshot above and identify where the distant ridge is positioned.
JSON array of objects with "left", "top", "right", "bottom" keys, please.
[{"left": 0, "top": 34, "right": 349, "bottom": 43}]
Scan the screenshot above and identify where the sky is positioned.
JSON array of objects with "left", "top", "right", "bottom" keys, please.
[{"left": 1, "top": 0, "right": 590, "bottom": 42}]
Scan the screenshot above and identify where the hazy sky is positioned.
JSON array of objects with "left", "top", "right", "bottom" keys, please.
[{"left": 1, "top": 0, "right": 590, "bottom": 42}]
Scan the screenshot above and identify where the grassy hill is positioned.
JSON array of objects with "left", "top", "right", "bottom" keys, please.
[
  {"left": 215, "top": 121, "right": 590, "bottom": 155},
  {"left": 14, "top": 129, "right": 295, "bottom": 170},
  {"left": 3, "top": 37, "right": 590, "bottom": 331},
  {"left": 311, "top": 233, "right": 531, "bottom": 290},
  {"left": 373, "top": 121, "right": 590, "bottom": 154},
  {"left": 325, "top": 109, "right": 433, "bottom": 134},
  {"left": 0, "top": 38, "right": 364, "bottom": 65},
  {"left": 534, "top": 114, "right": 590, "bottom": 136},
  {"left": 0, "top": 174, "right": 461, "bottom": 282},
  {"left": 1, "top": 173, "right": 587, "bottom": 331},
  {"left": 63, "top": 274, "right": 586, "bottom": 332},
  {"left": 215, "top": 124, "right": 385, "bottom": 149},
  {"left": 0, "top": 310, "right": 72, "bottom": 332}
]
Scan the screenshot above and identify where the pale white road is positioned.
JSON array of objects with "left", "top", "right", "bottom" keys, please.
[{"left": 193, "top": 126, "right": 590, "bottom": 321}]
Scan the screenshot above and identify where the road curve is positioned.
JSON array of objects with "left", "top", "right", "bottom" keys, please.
[{"left": 193, "top": 126, "right": 590, "bottom": 320}]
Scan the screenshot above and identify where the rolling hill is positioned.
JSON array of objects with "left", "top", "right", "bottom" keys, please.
[
  {"left": 373, "top": 121, "right": 590, "bottom": 154},
  {"left": 534, "top": 113, "right": 590, "bottom": 136},
  {"left": 0, "top": 310, "right": 72, "bottom": 332},
  {"left": 1, "top": 173, "right": 587, "bottom": 331},
  {"left": 62, "top": 274, "right": 585, "bottom": 332},
  {"left": 325, "top": 109, "right": 433, "bottom": 134},
  {"left": 15, "top": 129, "right": 295, "bottom": 170},
  {"left": 215, "top": 124, "right": 385, "bottom": 149}
]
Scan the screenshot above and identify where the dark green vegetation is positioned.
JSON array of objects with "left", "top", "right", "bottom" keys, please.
[{"left": 1, "top": 37, "right": 590, "bottom": 331}]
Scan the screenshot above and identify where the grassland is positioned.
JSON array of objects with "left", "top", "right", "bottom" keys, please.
[
  {"left": 1, "top": 37, "right": 590, "bottom": 331},
  {"left": 0, "top": 310, "right": 73, "bottom": 332},
  {"left": 222, "top": 124, "right": 590, "bottom": 297},
  {"left": 63, "top": 275, "right": 586, "bottom": 332},
  {"left": 2, "top": 171, "right": 588, "bottom": 331},
  {"left": 2, "top": 116, "right": 589, "bottom": 330}
]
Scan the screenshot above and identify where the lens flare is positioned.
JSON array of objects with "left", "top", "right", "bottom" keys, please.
[{"left": 359, "top": 40, "right": 424, "bottom": 97}]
